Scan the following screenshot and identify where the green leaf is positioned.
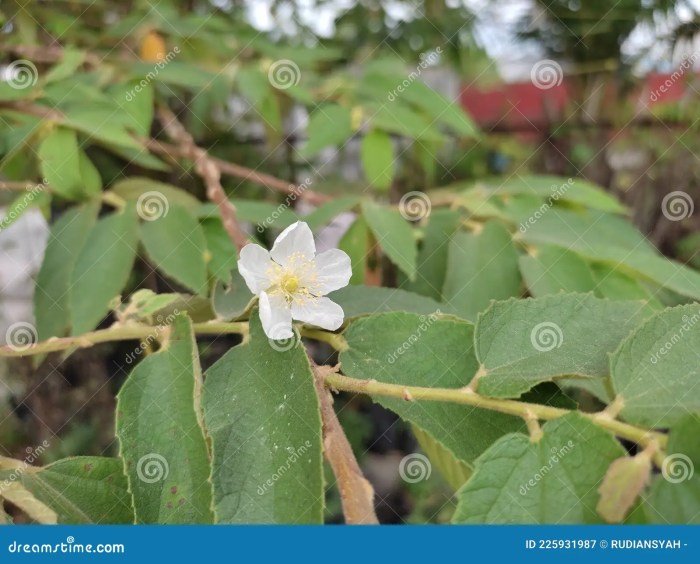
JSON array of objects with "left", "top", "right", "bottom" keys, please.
[
  {"left": 305, "top": 196, "right": 360, "bottom": 230},
  {"left": 328, "top": 285, "right": 445, "bottom": 319},
  {"left": 339, "top": 215, "right": 370, "bottom": 285},
  {"left": 116, "top": 315, "right": 213, "bottom": 524},
  {"left": 63, "top": 106, "right": 144, "bottom": 150},
  {"left": 78, "top": 150, "right": 102, "bottom": 196},
  {"left": 38, "top": 127, "right": 84, "bottom": 199},
  {"left": 35, "top": 204, "right": 98, "bottom": 340},
  {"left": 340, "top": 312, "right": 524, "bottom": 466},
  {"left": 140, "top": 204, "right": 209, "bottom": 296},
  {"left": 70, "top": 205, "right": 139, "bottom": 335},
  {"left": 442, "top": 222, "right": 521, "bottom": 320},
  {"left": 203, "top": 313, "right": 324, "bottom": 523},
  {"left": 198, "top": 199, "right": 299, "bottom": 229},
  {"left": 300, "top": 104, "right": 352, "bottom": 157},
  {"left": 452, "top": 414, "right": 625, "bottom": 523},
  {"left": 112, "top": 80, "right": 154, "bottom": 136},
  {"left": 111, "top": 177, "right": 201, "bottom": 212},
  {"left": 14, "top": 457, "right": 133, "bottom": 524},
  {"left": 474, "top": 294, "right": 649, "bottom": 398},
  {"left": 201, "top": 218, "right": 238, "bottom": 281},
  {"left": 644, "top": 414, "right": 700, "bottom": 524},
  {"left": 610, "top": 305, "right": 700, "bottom": 427},
  {"left": 211, "top": 269, "right": 253, "bottom": 320},
  {"left": 411, "top": 425, "right": 471, "bottom": 491},
  {"left": 590, "top": 263, "right": 664, "bottom": 309},
  {"left": 362, "top": 200, "right": 417, "bottom": 280},
  {"left": 519, "top": 246, "right": 595, "bottom": 296},
  {"left": 491, "top": 175, "right": 626, "bottom": 214},
  {"left": 360, "top": 130, "right": 394, "bottom": 190},
  {"left": 404, "top": 208, "right": 461, "bottom": 301},
  {"left": 44, "top": 48, "right": 85, "bottom": 83}
]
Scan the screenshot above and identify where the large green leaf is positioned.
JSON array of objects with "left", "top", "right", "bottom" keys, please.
[
  {"left": 35, "top": 204, "right": 98, "bottom": 340},
  {"left": 404, "top": 208, "right": 461, "bottom": 301},
  {"left": 328, "top": 285, "right": 445, "bottom": 319},
  {"left": 360, "top": 129, "right": 394, "bottom": 190},
  {"left": 14, "top": 457, "right": 133, "bottom": 524},
  {"left": 203, "top": 313, "right": 324, "bottom": 523},
  {"left": 362, "top": 200, "right": 417, "bottom": 280},
  {"left": 140, "top": 204, "right": 209, "bottom": 296},
  {"left": 116, "top": 315, "right": 213, "bottom": 524},
  {"left": 38, "top": 127, "right": 84, "bottom": 199},
  {"left": 610, "top": 305, "right": 700, "bottom": 428},
  {"left": 452, "top": 414, "right": 625, "bottom": 523},
  {"left": 644, "top": 414, "right": 700, "bottom": 523},
  {"left": 519, "top": 246, "right": 595, "bottom": 296},
  {"left": 442, "top": 222, "right": 521, "bottom": 320},
  {"left": 70, "top": 205, "right": 139, "bottom": 335},
  {"left": 300, "top": 104, "right": 352, "bottom": 157},
  {"left": 340, "top": 312, "right": 523, "bottom": 467},
  {"left": 473, "top": 294, "right": 649, "bottom": 398}
]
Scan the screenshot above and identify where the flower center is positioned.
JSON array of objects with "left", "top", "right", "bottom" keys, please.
[{"left": 281, "top": 273, "right": 300, "bottom": 294}]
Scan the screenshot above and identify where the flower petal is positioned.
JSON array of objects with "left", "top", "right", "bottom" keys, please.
[
  {"left": 270, "top": 221, "right": 315, "bottom": 266},
  {"left": 311, "top": 248, "right": 352, "bottom": 295},
  {"left": 291, "top": 297, "right": 344, "bottom": 331},
  {"left": 259, "top": 291, "right": 293, "bottom": 339},
  {"left": 238, "top": 244, "right": 273, "bottom": 295}
]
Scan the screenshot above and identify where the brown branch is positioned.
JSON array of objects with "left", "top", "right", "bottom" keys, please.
[
  {"left": 156, "top": 106, "right": 249, "bottom": 250},
  {"left": 145, "top": 139, "right": 330, "bottom": 205},
  {"left": 311, "top": 362, "right": 379, "bottom": 525}
]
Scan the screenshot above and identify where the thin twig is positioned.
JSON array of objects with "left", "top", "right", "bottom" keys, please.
[
  {"left": 156, "top": 106, "right": 249, "bottom": 250},
  {"left": 311, "top": 363, "right": 378, "bottom": 524}
]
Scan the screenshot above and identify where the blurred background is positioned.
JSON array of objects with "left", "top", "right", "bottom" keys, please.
[{"left": 1, "top": 0, "right": 699, "bottom": 523}]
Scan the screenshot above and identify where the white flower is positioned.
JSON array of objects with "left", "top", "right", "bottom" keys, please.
[{"left": 237, "top": 221, "right": 352, "bottom": 340}]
